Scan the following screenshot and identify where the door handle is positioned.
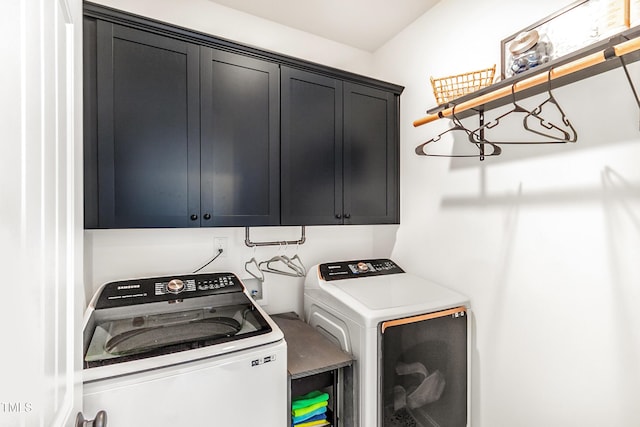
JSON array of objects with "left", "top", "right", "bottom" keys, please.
[
  {"left": 381, "top": 306, "right": 467, "bottom": 333},
  {"left": 76, "top": 410, "right": 107, "bottom": 427}
]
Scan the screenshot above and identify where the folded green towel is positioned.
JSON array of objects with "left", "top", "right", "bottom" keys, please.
[
  {"left": 291, "top": 390, "right": 329, "bottom": 410},
  {"left": 291, "top": 401, "right": 328, "bottom": 418}
]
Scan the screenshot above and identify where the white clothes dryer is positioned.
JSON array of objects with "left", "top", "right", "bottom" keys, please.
[{"left": 304, "top": 259, "right": 470, "bottom": 427}]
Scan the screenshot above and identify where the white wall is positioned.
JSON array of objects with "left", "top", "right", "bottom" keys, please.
[
  {"left": 84, "top": 0, "right": 397, "bottom": 316},
  {"left": 90, "top": 0, "right": 375, "bottom": 75},
  {"left": 86, "top": 225, "right": 398, "bottom": 315},
  {"left": 375, "top": 0, "right": 640, "bottom": 426}
]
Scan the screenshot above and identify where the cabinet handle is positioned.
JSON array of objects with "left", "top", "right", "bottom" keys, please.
[
  {"left": 190, "top": 214, "right": 198, "bottom": 221},
  {"left": 335, "top": 214, "right": 342, "bottom": 219},
  {"left": 344, "top": 213, "right": 351, "bottom": 219},
  {"left": 203, "top": 213, "right": 211, "bottom": 220}
]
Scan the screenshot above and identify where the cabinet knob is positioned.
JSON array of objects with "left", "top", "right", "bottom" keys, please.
[
  {"left": 190, "top": 214, "right": 198, "bottom": 221},
  {"left": 344, "top": 213, "right": 351, "bottom": 219},
  {"left": 203, "top": 213, "right": 211, "bottom": 220},
  {"left": 335, "top": 214, "right": 342, "bottom": 219}
]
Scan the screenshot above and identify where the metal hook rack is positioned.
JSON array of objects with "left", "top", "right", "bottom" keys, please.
[{"left": 244, "top": 226, "right": 306, "bottom": 248}]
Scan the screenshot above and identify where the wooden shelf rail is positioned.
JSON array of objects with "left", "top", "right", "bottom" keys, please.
[{"left": 413, "top": 36, "right": 640, "bottom": 128}]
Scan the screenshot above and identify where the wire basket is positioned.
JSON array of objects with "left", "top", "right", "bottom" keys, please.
[{"left": 430, "top": 65, "right": 496, "bottom": 105}]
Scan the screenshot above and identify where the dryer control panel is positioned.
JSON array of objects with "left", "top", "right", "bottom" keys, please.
[{"left": 319, "top": 258, "right": 404, "bottom": 281}]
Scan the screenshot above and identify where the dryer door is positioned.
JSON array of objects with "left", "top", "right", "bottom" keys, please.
[{"left": 380, "top": 306, "right": 468, "bottom": 427}]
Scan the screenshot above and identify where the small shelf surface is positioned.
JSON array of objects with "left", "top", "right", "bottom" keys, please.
[{"left": 272, "top": 312, "right": 352, "bottom": 380}]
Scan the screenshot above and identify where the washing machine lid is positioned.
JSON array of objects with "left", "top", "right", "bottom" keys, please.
[
  {"left": 311, "top": 260, "right": 469, "bottom": 327},
  {"left": 84, "top": 292, "right": 270, "bottom": 367}
]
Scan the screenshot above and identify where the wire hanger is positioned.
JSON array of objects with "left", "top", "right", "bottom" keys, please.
[
  {"left": 244, "top": 256, "right": 265, "bottom": 282},
  {"left": 468, "top": 80, "right": 573, "bottom": 144},
  {"left": 259, "top": 255, "right": 304, "bottom": 277},
  {"left": 258, "top": 244, "right": 306, "bottom": 277},
  {"left": 618, "top": 52, "right": 640, "bottom": 114},
  {"left": 467, "top": 84, "right": 530, "bottom": 143},
  {"left": 287, "top": 244, "right": 306, "bottom": 276},
  {"left": 415, "top": 104, "right": 502, "bottom": 159},
  {"left": 522, "top": 69, "right": 577, "bottom": 142}
]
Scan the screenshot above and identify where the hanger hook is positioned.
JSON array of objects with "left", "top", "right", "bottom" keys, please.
[
  {"left": 449, "top": 103, "right": 469, "bottom": 139},
  {"left": 450, "top": 103, "right": 459, "bottom": 124},
  {"left": 510, "top": 82, "right": 519, "bottom": 106}
]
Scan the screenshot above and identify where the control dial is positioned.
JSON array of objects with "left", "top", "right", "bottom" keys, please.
[
  {"left": 166, "top": 279, "right": 185, "bottom": 294},
  {"left": 356, "top": 262, "right": 369, "bottom": 272}
]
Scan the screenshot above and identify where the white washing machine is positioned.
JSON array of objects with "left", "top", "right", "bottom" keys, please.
[
  {"left": 304, "top": 259, "right": 470, "bottom": 427},
  {"left": 82, "top": 272, "right": 287, "bottom": 426}
]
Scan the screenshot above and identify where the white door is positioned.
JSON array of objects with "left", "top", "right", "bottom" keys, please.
[{"left": 0, "top": 0, "right": 84, "bottom": 426}]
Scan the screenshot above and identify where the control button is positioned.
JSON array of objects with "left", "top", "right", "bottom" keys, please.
[
  {"left": 357, "top": 262, "right": 369, "bottom": 272},
  {"left": 167, "top": 279, "right": 185, "bottom": 294}
]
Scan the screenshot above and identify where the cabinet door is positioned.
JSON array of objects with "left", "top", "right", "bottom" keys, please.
[
  {"left": 92, "top": 22, "right": 200, "bottom": 228},
  {"left": 200, "top": 48, "right": 280, "bottom": 226},
  {"left": 281, "top": 67, "right": 343, "bottom": 225},
  {"left": 343, "top": 83, "right": 399, "bottom": 224}
]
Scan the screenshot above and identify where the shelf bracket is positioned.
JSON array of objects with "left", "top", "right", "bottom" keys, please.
[
  {"left": 478, "top": 108, "right": 486, "bottom": 161},
  {"left": 244, "top": 226, "right": 306, "bottom": 248}
]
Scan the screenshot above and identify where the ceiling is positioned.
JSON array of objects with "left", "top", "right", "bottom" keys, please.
[{"left": 208, "top": 0, "right": 441, "bottom": 52}]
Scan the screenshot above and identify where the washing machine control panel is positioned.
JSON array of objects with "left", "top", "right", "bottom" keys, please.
[
  {"left": 94, "top": 272, "right": 244, "bottom": 309},
  {"left": 319, "top": 258, "right": 404, "bottom": 281}
]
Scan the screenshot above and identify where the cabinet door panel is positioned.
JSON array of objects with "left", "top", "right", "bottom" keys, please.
[
  {"left": 200, "top": 48, "right": 280, "bottom": 226},
  {"left": 95, "top": 22, "right": 200, "bottom": 228},
  {"left": 343, "top": 83, "right": 399, "bottom": 224},
  {"left": 281, "top": 67, "right": 343, "bottom": 225}
]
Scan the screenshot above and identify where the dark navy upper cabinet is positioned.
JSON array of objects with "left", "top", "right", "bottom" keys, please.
[
  {"left": 281, "top": 67, "right": 344, "bottom": 225},
  {"left": 281, "top": 67, "right": 399, "bottom": 225},
  {"left": 200, "top": 48, "right": 280, "bottom": 226},
  {"left": 86, "top": 21, "right": 201, "bottom": 228},
  {"left": 84, "top": 4, "right": 402, "bottom": 229},
  {"left": 343, "top": 82, "right": 399, "bottom": 225},
  {"left": 85, "top": 21, "right": 279, "bottom": 228}
]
